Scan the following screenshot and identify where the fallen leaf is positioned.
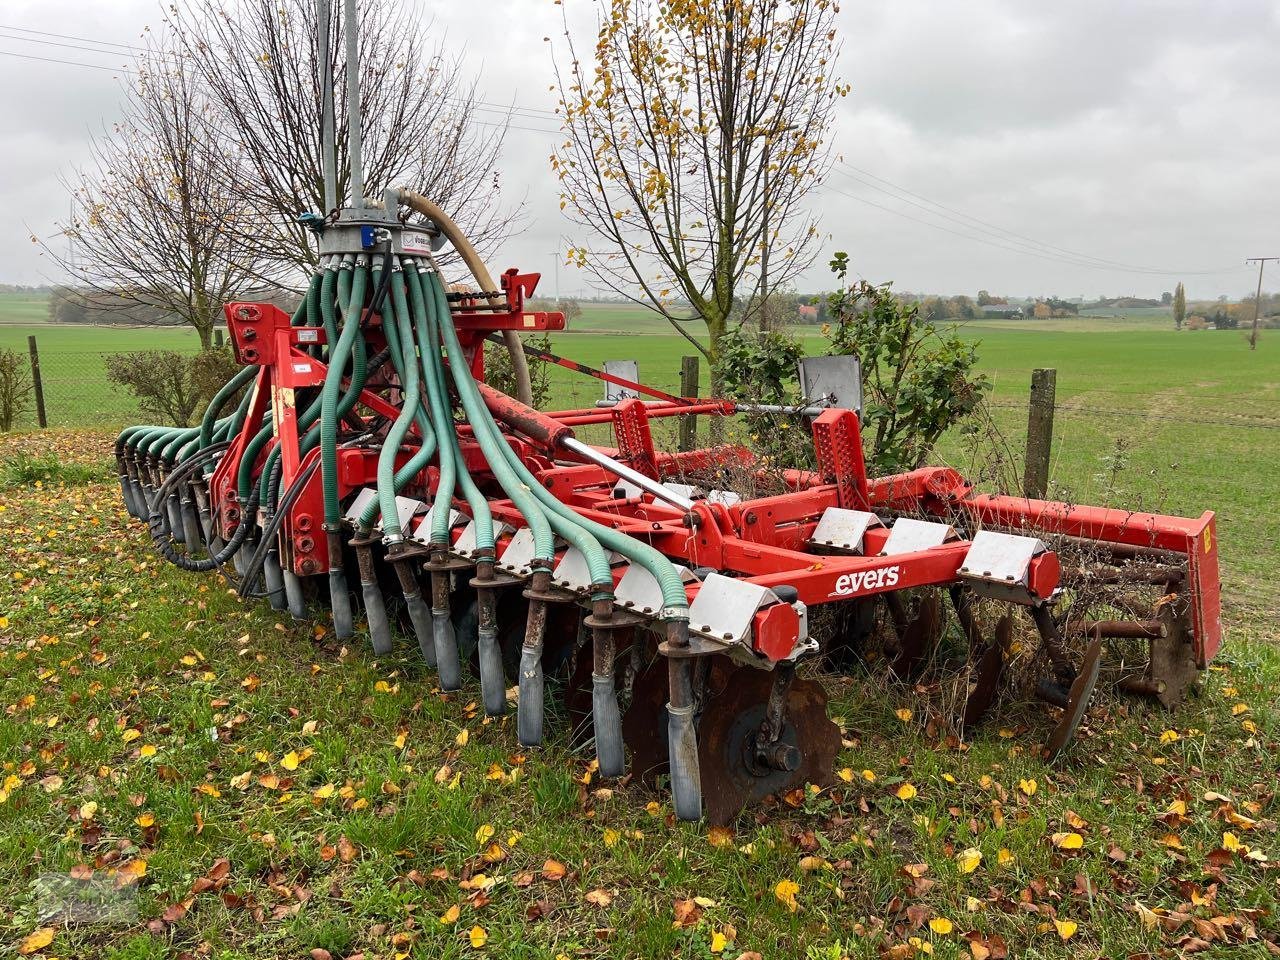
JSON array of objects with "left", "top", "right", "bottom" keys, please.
[
  {"left": 930, "top": 917, "right": 954, "bottom": 935},
  {"left": 1053, "top": 918, "right": 1078, "bottom": 940},
  {"left": 542, "top": 859, "right": 567, "bottom": 881},
  {"left": 585, "top": 888, "right": 613, "bottom": 907},
  {"left": 440, "top": 904, "right": 460, "bottom": 925},
  {"left": 774, "top": 878, "right": 800, "bottom": 913},
  {"left": 468, "top": 925, "right": 487, "bottom": 948},
  {"left": 17, "top": 928, "right": 55, "bottom": 955},
  {"left": 1051, "top": 832, "right": 1083, "bottom": 850},
  {"left": 956, "top": 848, "right": 982, "bottom": 874}
]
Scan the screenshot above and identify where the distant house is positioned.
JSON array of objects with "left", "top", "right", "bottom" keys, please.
[
  {"left": 797, "top": 304, "right": 818, "bottom": 322},
  {"left": 981, "top": 304, "right": 1024, "bottom": 319}
]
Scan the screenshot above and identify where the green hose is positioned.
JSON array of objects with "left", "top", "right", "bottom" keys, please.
[
  {"left": 320, "top": 259, "right": 369, "bottom": 528},
  {"left": 357, "top": 260, "right": 438, "bottom": 532},
  {"left": 429, "top": 271, "right": 690, "bottom": 615},
  {"left": 406, "top": 263, "right": 497, "bottom": 550}
]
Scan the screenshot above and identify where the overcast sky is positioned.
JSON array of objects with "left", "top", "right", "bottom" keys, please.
[{"left": 1, "top": 0, "right": 1276, "bottom": 300}]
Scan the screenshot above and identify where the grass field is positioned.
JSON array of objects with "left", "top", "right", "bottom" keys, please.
[{"left": 0, "top": 427, "right": 1277, "bottom": 958}]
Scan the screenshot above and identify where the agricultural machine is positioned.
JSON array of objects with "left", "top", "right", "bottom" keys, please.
[{"left": 113, "top": 0, "right": 1222, "bottom": 824}]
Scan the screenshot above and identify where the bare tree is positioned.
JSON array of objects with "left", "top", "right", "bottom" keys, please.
[
  {"left": 552, "top": 0, "right": 845, "bottom": 382},
  {"left": 168, "top": 0, "right": 517, "bottom": 275},
  {"left": 55, "top": 55, "right": 261, "bottom": 347}
]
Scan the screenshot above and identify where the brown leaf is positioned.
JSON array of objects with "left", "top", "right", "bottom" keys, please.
[
  {"left": 673, "top": 898, "right": 703, "bottom": 928},
  {"left": 206, "top": 858, "right": 231, "bottom": 882},
  {"left": 585, "top": 888, "right": 613, "bottom": 907},
  {"left": 162, "top": 899, "right": 192, "bottom": 923},
  {"left": 337, "top": 836, "right": 357, "bottom": 863},
  {"left": 542, "top": 858, "right": 567, "bottom": 880},
  {"left": 310, "top": 951, "right": 333, "bottom": 960}
]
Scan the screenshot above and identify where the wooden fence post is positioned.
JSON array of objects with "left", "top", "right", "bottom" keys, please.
[
  {"left": 214, "top": 328, "right": 225, "bottom": 348},
  {"left": 679, "top": 355, "right": 699, "bottom": 452},
  {"left": 27, "top": 335, "right": 47, "bottom": 429},
  {"left": 1023, "top": 367, "right": 1056, "bottom": 498}
]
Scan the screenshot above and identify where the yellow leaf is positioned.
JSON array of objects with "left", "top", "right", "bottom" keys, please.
[
  {"left": 79, "top": 800, "right": 98, "bottom": 820},
  {"left": 280, "top": 751, "right": 301, "bottom": 771},
  {"left": 1051, "top": 832, "right": 1083, "bottom": 850},
  {"left": 1231, "top": 703, "right": 1249, "bottom": 716},
  {"left": 313, "top": 783, "right": 335, "bottom": 800},
  {"left": 603, "top": 828, "right": 621, "bottom": 848},
  {"left": 198, "top": 783, "right": 221, "bottom": 797},
  {"left": 229, "top": 771, "right": 251, "bottom": 790},
  {"left": 707, "top": 825, "right": 734, "bottom": 848},
  {"left": 709, "top": 929, "right": 728, "bottom": 953},
  {"left": 895, "top": 708, "right": 913, "bottom": 722},
  {"left": 135, "top": 812, "right": 155, "bottom": 827},
  {"left": 475, "top": 824, "right": 495, "bottom": 845},
  {"left": 997, "top": 848, "right": 1015, "bottom": 866},
  {"left": 863, "top": 769, "right": 877, "bottom": 782},
  {"left": 394, "top": 730, "right": 407, "bottom": 749},
  {"left": 1053, "top": 918, "right": 1078, "bottom": 940},
  {"left": 929, "top": 917, "right": 954, "bottom": 935},
  {"left": 440, "top": 904, "right": 460, "bottom": 925},
  {"left": 1222, "top": 831, "right": 1241, "bottom": 852},
  {"left": 122, "top": 728, "right": 141, "bottom": 743},
  {"left": 1018, "top": 778, "right": 1037, "bottom": 796},
  {"left": 468, "top": 925, "right": 488, "bottom": 948},
  {"left": 896, "top": 783, "right": 917, "bottom": 801},
  {"left": 455, "top": 729, "right": 470, "bottom": 747},
  {"left": 17, "top": 927, "right": 55, "bottom": 955},
  {"left": 774, "top": 878, "right": 800, "bottom": 913},
  {"left": 1159, "top": 729, "right": 1179, "bottom": 744},
  {"left": 116, "top": 859, "right": 147, "bottom": 885},
  {"left": 139, "top": 744, "right": 157, "bottom": 758},
  {"left": 837, "top": 767, "right": 854, "bottom": 783},
  {"left": 798, "top": 855, "right": 829, "bottom": 872},
  {"left": 956, "top": 848, "right": 982, "bottom": 874}
]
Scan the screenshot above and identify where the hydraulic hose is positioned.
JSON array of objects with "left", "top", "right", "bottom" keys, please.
[
  {"left": 319, "top": 256, "right": 369, "bottom": 639},
  {"left": 398, "top": 189, "right": 533, "bottom": 406}
]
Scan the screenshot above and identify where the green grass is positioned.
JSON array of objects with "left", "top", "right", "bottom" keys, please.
[
  {"left": 0, "top": 429, "right": 1277, "bottom": 959},
  {"left": 0, "top": 291, "right": 52, "bottom": 325}
]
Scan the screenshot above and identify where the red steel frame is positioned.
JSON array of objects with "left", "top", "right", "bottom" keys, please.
[{"left": 210, "top": 276, "right": 1222, "bottom": 670}]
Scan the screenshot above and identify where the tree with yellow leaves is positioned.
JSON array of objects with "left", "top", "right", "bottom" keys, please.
[{"left": 552, "top": 0, "right": 846, "bottom": 385}]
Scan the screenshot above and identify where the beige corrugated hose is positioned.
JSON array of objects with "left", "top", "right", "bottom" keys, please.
[{"left": 397, "top": 189, "right": 534, "bottom": 406}]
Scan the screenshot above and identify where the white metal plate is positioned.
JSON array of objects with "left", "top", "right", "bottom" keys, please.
[
  {"left": 343, "top": 488, "right": 424, "bottom": 533},
  {"left": 879, "top": 517, "right": 956, "bottom": 556},
  {"left": 553, "top": 547, "right": 626, "bottom": 592},
  {"left": 798, "top": 354, "right": 862, "bottom": 412},
  {"left": 452, "top": 518, "right": 512, "bottom": 558},
  {"left": 614, "top": 563, "right": 697, "bottom": 615},
  {"left": 603, "top": 360, "right": 640, "bottom": 402},
  {"left": 498, "top": 527, "right": 540, "bottom": 575},
  {"left": 706, "top": 488, "right": 742, "bottom": 507},
  {"left": 960, "top": 530, "right": 1045, "bottom": 584},
  {"left": 411, "top": 505, "right": 466, "bottom": 542},
  {"left": 688, "top": 573, "right": 779, "bottom": 645},
  {"left": 809, "top": 507, "right": 884, "bottom": 554}
]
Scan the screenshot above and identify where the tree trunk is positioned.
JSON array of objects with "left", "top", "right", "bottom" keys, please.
[{"left": 704, "top": 311, "right": 728, "bottom": 442}]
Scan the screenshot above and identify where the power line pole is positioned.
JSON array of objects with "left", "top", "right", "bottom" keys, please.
[{"left": 1246, "top": 257, "right": 1278, "bottom": 351}]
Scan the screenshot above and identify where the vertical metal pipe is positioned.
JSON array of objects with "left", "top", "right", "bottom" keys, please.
[
  {"left": 318, "top": 0, "right": 337, "bottom": 211},
  {"left": 343, "top": 0, "right": 364, "bottom": 209}
]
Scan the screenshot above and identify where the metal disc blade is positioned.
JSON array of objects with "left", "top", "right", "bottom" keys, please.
[
  {"left": 1043, "top": 636, "right": 1102, "bottom": 763},
  {"left": 889, "top": 590, "right": 943, "bottom": 680},
  {"left": 697, "top": 666, "right": 841, "bottom": 826},
  {"left": 961, "top": 613, "right": 1011, "bottom": 730}
]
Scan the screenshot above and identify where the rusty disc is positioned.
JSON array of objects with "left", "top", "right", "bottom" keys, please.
[
  {"left": 889, "top": 590, "right": 944, "bottom": 680},
  {"left": 961, "top": 613, "right": 1011, "bottom": 730},
  {"left": 696, "top": 666, "right": 841, "bottom": 826},
  {"left": 621, "top": 655, "right": 734, "bottom": 787},
  {"left": 1043, "top": 636, "right": 1102, "bottom": 763}
]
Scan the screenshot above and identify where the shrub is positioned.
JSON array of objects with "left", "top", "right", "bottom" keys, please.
[
  {"left": 106, "top": 349, "right": 244, "bottom": 427},
  {"left": 483, "top": 334, "right": 553, "bottom": 409},
  {"left": 1185, "top": 315, "right": 1208, "bottom": 330},
  {"left": 0, "top": 348, "right": 33, "bottom": 432},
  {"left": 717, "top": 325, "right": 811, "bottom": 469},
  {"left": 824, "top": 253, "right": 989, "bottom": 473}
]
